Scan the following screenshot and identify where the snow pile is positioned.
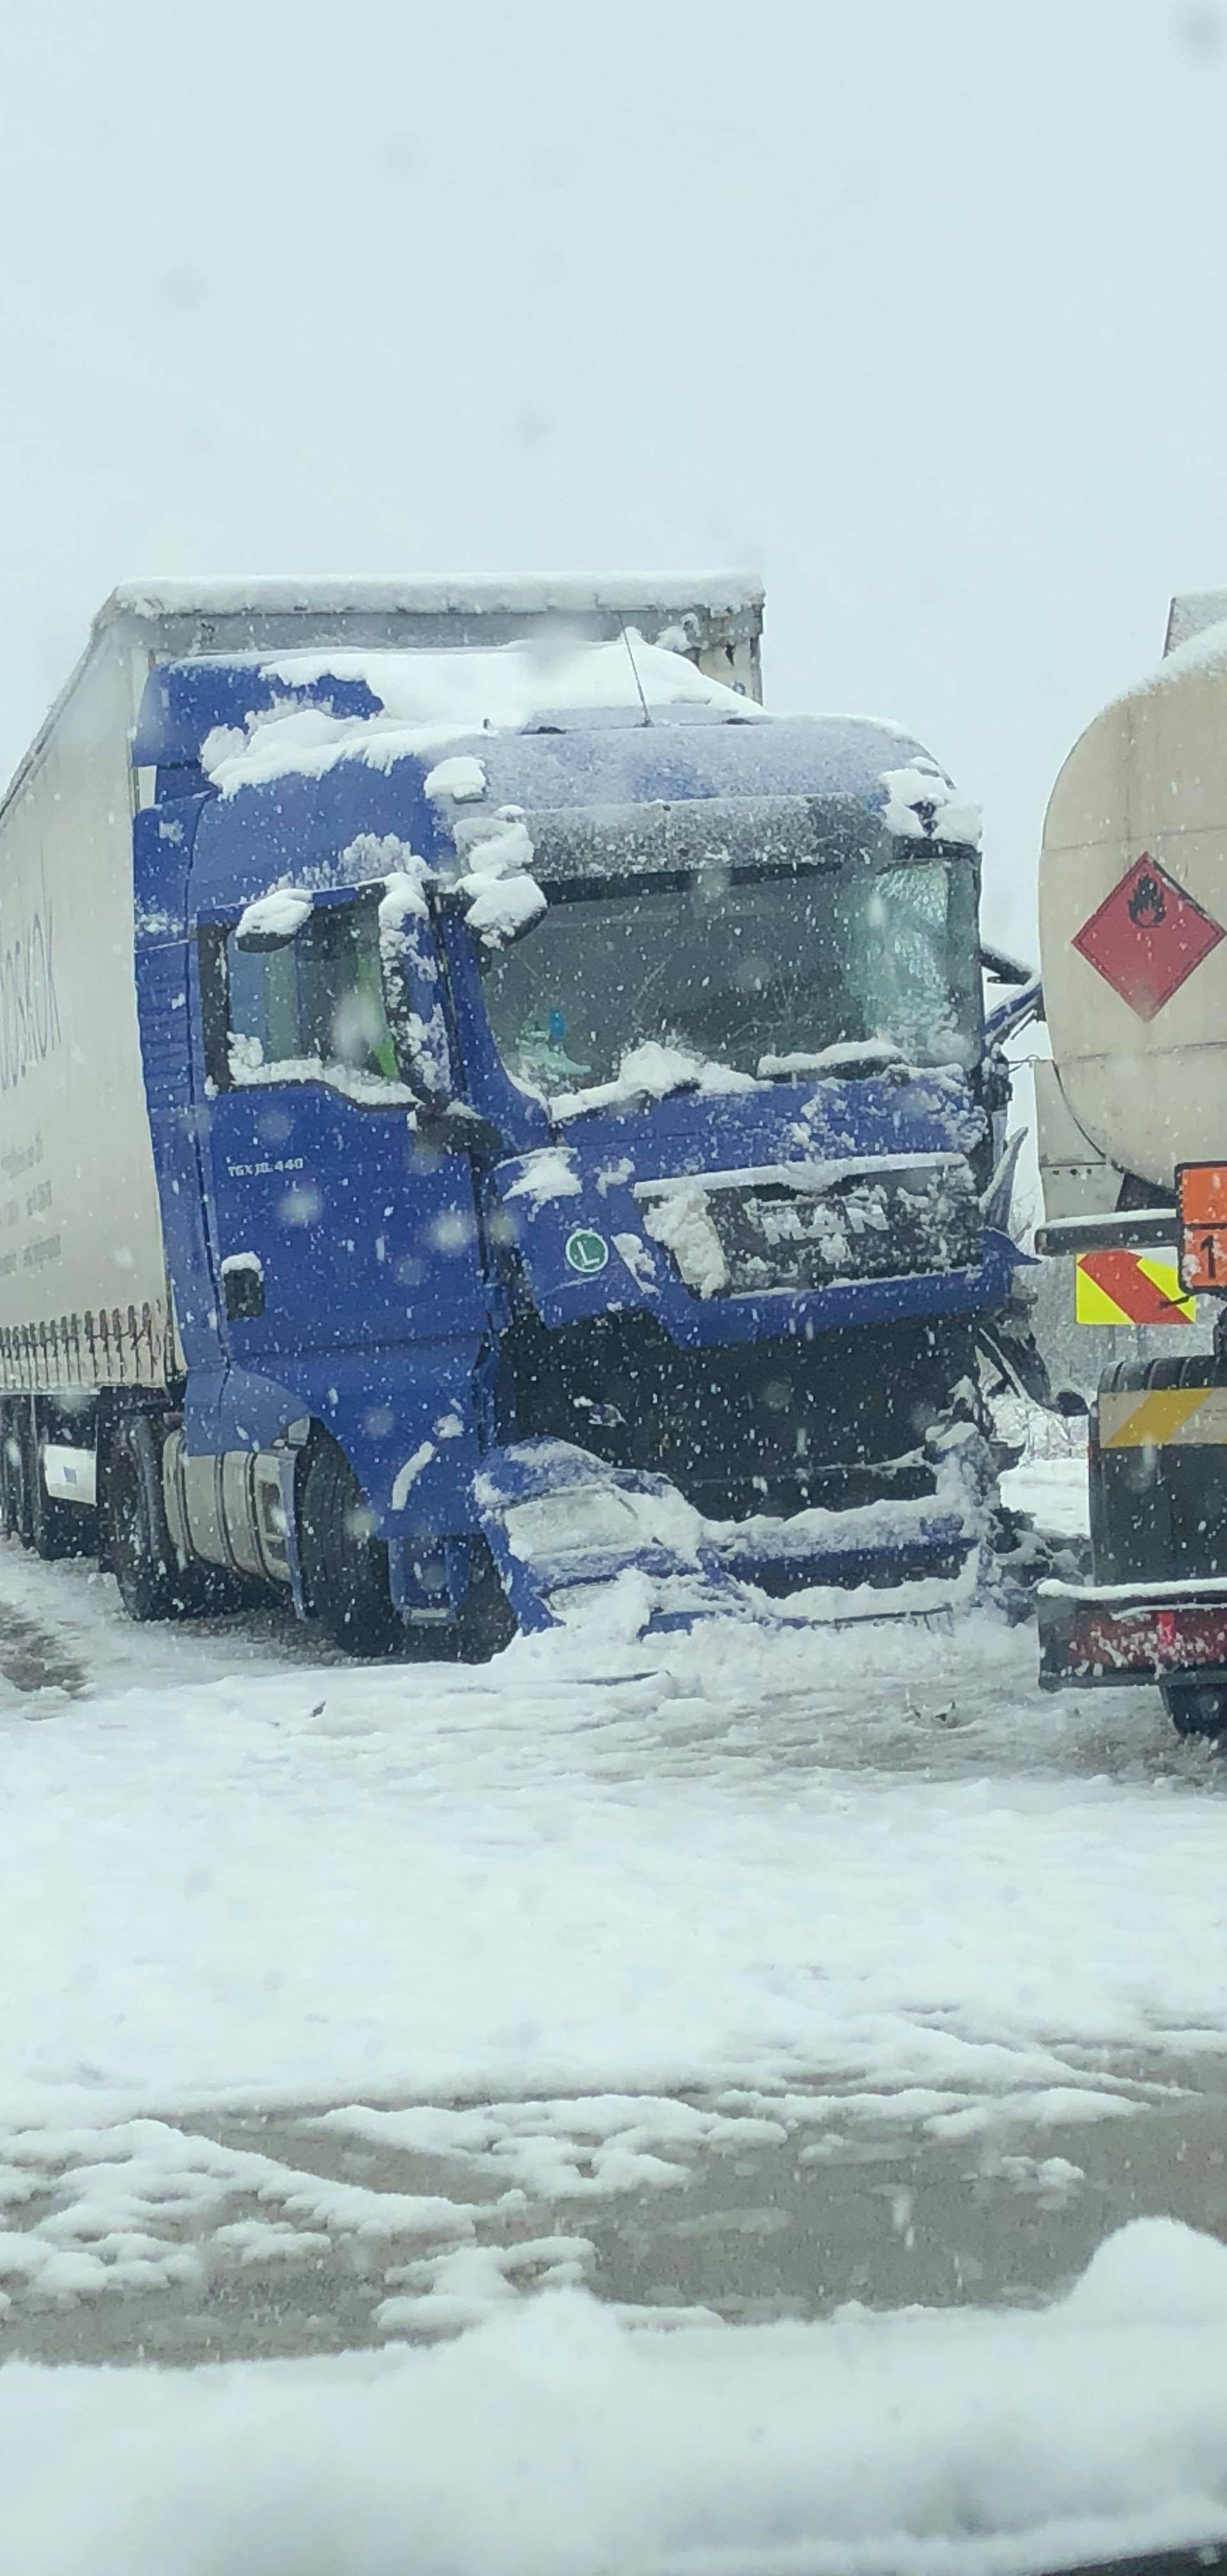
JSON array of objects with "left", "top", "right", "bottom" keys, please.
[
  {"left": 376, "top": 865, "right": 429, "bottom": 929},
  {"left": 373, "top": 848, "right": 452, "bottom": 1105},
  {"left": 423, "top": 753, "right": 488, "bottom": 802},
  {"left": 226, "top": 1035, "right": 412, "bottom": 1107},
  {"left": 233, "top": 883, "right": 313, "bottom": 945},
  {"left": 456, "top": 809, "right": 548, "bottom": 948},
  {"left": 504, "top": 1147, "right": 583, "bottom": 1208},
  {"left": 1001, "top": 1451, "right": 1091, "bottom": 1545},
  {"left": 0, "top": 2112, "right": 480, "bottom": 2315},
  {"left": 552, "top": 1041, "right": 919, "bottom": 1120},
  {"left": 613, "top": 1230, "right": 659, "bottom": 1288},
  {"left": 640, "top": 1178, "right": 728, "bottom": 1296},
  {"left": 758, "top": 1037, "right": 909, "bottom": 1079},
  {"left": 200, "top": 635, "right": 755, "bottom": 797},
  {"left": 881, "top": 759, "right": 982, "bottom": 848},
  {"left": 553, "top": 1040, "right": 757, "bottom": 1119},
  {"left": 8, "top": 2221, "right": 1227, "bottom": 2576}
]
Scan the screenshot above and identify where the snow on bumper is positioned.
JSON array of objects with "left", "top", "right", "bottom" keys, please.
[{"left": 475, "top": 1436, "right": 985, "bottom": 1636}]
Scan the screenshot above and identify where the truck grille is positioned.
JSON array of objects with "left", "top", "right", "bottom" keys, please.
[
  {"left": 505, "top": 1308, "right": 979, "bottom": 1522},
  {"left": 635, "top": 1156, "right": 981, "bottom": 1300}
]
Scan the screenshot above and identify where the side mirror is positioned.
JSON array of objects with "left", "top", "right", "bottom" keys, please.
[
  {"left": 978, "top": 942, "right": 1035, "bottom": 986},
  {"left": 378, "top": 876, "right": 456, "bottom": 1113},
  {"left": 1054, "top": 1386, "right": 1090, "bottom": 1418}
]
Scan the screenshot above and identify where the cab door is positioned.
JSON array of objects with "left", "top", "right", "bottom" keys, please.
[{"left": 193, "top": 885, "right": 486, "bottom": 1383}]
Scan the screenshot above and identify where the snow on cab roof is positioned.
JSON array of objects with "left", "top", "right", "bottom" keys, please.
[
  {"left": 144, "top": 634, "right": 769, "bottom": 793},
  {"left": 134, "top": 636, "right": 980, "bottom": 845}
]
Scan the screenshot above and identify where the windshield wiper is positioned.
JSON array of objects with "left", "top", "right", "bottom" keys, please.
[{"left": 757, "top": 1041, "right": 911, "bottom": 1082}]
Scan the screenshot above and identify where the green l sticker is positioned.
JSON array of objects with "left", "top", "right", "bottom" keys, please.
[{"left": 565, "top": 1227, "right": 610, "bottom": 1276}]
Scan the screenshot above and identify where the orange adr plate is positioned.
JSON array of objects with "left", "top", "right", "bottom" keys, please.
[{"left": 1177, "top": 1162, "right": 1227, "bottom": 1293}]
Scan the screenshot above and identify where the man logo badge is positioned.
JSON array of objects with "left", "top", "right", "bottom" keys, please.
[{"left": 564, "top": 1227, "right": 609, "bottom": 1277}]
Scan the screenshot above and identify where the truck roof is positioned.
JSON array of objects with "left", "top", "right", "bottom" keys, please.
[
  {"left": 134, "top": 634, "right": 767, "bottom": 772},
  {"left": 141, "top": 640, "right": 978, "bottom": 861}
]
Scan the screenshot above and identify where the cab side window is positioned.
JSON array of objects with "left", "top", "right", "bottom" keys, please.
[{"left": 201, "top": 898, "right": 405, "bottom": 1100}]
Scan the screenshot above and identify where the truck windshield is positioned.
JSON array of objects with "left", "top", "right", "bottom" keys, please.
[{"left": 479, "top": 813, "right": 980, "bottom": 1095}]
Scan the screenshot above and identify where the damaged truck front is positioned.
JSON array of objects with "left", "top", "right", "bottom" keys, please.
[{"left": 0, "top": 579, "right": 1035, "bottom": 1648}]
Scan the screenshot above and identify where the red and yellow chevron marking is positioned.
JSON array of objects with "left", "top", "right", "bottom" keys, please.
[{"left": 1074, "top": 1248, "right": 1195, "bottom": 1326}]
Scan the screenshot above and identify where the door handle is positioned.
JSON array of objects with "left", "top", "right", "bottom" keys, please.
[{"left": 221, "top": 1254, "right": 265, "bottom": 1321}]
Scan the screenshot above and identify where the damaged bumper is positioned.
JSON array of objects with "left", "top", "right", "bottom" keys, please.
[{"left": 474, "top": 1434, "right": 989, "bottom": 1636}]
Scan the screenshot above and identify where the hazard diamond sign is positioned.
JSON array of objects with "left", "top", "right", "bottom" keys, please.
[
  {"left": 1075, "top": 1248, "right": 1196, "bottom": 1326},
  {"left": 1071, "top": 853, "right": 1224, "bottom": 1021}
]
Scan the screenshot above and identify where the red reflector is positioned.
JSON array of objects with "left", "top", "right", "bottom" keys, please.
[{"left": 1155, "top": 1610, "right": 1177, "bottom": 1649}]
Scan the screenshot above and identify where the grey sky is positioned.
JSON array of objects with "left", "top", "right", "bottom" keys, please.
[{"left": 2, "top": 0, "right": 1223, "bottom": 951}]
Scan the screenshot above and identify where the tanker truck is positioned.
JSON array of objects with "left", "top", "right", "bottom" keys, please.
[
  {"left": 0, "top": 577, "right": 1038, "bottom": 1654},
  {"left": 1037, "top": 592, "right": 1227, "bottom": 1734}
]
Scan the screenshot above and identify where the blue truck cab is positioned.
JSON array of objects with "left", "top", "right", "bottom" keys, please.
[{"left": 0, "top": 579, "right": 1037, "bottom": 1648}]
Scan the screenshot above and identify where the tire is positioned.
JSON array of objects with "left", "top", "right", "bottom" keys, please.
[
  {"left": 298, "top": 1440, "right": 403, "bottom": 1656},
  {"left": 1161, "top": 1680, "right": 1227, "bottom": 1740},
  {"left": 105, "top": 1415, "right": 201, "bottom": 1621}
]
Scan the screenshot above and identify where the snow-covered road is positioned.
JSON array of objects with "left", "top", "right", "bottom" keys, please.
[
  {"left": 6, "top": 1469, "right": 1227, "bottom": 2570},
  {"left": 4, "top": 1522, "right": 1226, "bottom": 2142},
  {"left": 0, "top": 1471, "right": 1224, "bottom": 2342}
]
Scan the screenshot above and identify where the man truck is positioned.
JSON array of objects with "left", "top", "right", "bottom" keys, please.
[
  {"left": 0, "top": 577, "right": 1036, "bottom": 1652},
  {"left": 1037, "top": 591, "right": 1227, "bottom": 1734}
]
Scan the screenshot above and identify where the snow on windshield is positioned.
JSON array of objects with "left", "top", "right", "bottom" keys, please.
[{"left": 552, "top": 1040, "right": 757, "bottom": 1121}]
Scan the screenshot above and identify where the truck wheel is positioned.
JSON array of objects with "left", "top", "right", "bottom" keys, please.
[
  {"left": 298, "top": 1440, "right": 403, "bottom": 1656},
  {"left": 1161, "top": 1680, "right": 1227, "bottom": 1740},
  {"left": 106, "top": 1417, "right": 199, "bottom": 1620}
]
